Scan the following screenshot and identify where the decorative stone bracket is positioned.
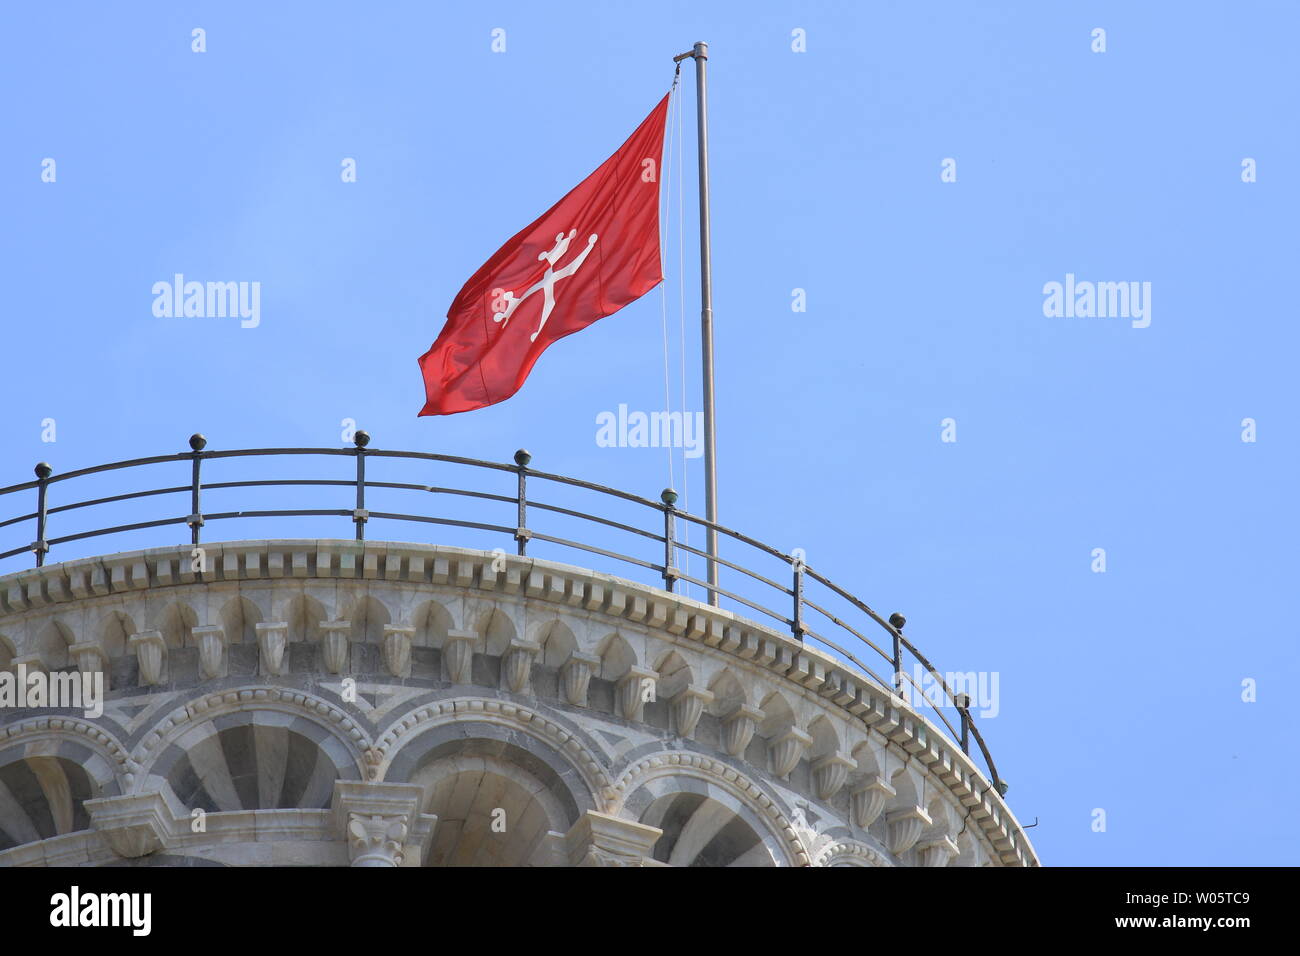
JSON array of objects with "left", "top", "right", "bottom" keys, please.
[
  {"left": 128, "top": 629, "right": 167, "bottom": 686},
  {"left": 670, "top": 686, "right": 714, "bottom": 739},
  {"left": 850, "top": 773, "right": 896, "bottom": 829},
  {"left": 255, "top": 622, "right": 289, "bottom": 677},
  {"left": 768, "top": 727, "right": 813, "bottom": 779},
  {"left": 444, "top": 629, "right": 478, "bottom": 684},
  {"left": 885, "top": 805, "right": 933, "bottom": 855},
  {"left": 382, "top": 625, "right": 415, "bottom": 678},
  {"left": 917, "top": 835, "right": 960, "bottom": 868},
  {"left": 67, "top": 640, "right": 109, "bottom": 692},
  {"left": 190, "top": 624, "right": 227, "bottom": 679},
  {"left": 812, "top": 752, "right": 856, "bottom": 801},
  {"left": 722, "top": 704, "right": 764, "bottom": 757},
  {"left": 560, "top": 651, "right": 601, "bottom": 707},
  {"left": 320, "top": 620, "right": 350, "bottom": 674},
  {"left": 616, "top": 666, "right": 659, "bottom": 723},
  {"left": 501, "top": 639, "right": 540, "bottom": 694}
]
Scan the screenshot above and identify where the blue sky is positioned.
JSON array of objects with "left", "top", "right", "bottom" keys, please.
[{"left": 2, "top": 1, "right": 1296, "bottom": 866}]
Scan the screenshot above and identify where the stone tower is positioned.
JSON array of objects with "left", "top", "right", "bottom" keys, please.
[{"left": 0, "top": 442, "right": 1037, "bottom": 867}]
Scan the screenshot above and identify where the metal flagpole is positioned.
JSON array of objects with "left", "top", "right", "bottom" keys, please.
[{"left": 674, "top": 41, "right": 719, "bottom": 607}]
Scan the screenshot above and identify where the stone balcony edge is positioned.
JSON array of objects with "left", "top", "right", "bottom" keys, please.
[{"left": 0, "top": 538, "right": 1038, "bottom": 866}]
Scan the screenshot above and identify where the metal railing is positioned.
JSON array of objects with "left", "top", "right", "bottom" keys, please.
[{"left": 0, "top": 431, "right": 1006, "bottom": 793}]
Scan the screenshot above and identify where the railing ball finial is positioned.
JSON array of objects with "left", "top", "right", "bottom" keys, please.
[
  {"left": 189, "top": 433, "right": 207, "bottom": 452},
  {"left": 994, "top": 779, "right": 1009, "bottom": 797},
  {"left": 888, "top": 612, "right": 906, "bottom": 631},
  {"left": 35, "top": 462, "right": 52, "bottom": 480},
  {"left": 353, "top": 430, "right": 371, "bottom": 448},
  {"left": 514, "top": 449, "right": 531, "bottom": 467},
  {"left": 660, "top": 488, "right": 678, "bottom": 507}
]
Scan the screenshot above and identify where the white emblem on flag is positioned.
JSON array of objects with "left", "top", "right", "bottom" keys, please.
[{"left": 493, "top": 230, "right": 598, "bottom": 342}]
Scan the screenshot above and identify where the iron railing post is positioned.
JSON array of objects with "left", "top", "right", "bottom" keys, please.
[
  {"left": 791, "top": 554, "right": 805, "bottom": 641},
  {"left": 660, "top": 488, "right": 678, "bottom": 592},
  {"left": 353, "top": 430, "right": 370, "bottom": 541},
  {"left": 514, "top": 449, "right": 531, "bottom": 556},
  {"left": 33, "top": 462, "right": 51, "bottom": 567},
  {"left": 958, "top": 693, "right": 971, "bottom": 754},
  {"left": 187, "top": 434, "right": 206, "bottom": 547},
  {"left": 889, "top": 612, "right": 906, "bottom": 694}
]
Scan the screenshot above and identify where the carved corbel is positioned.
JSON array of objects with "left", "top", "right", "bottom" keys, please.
[
  {"left": 190, "top": 624, "right": 227, "bottom": 680},
  {"left": 885, "top": 805, "right": 932, "bottom": 855},
  {"left": 320, "top": 620, "right": 350, "bottom": 674},
  {"left": 850, "top": 773, "right": 896, "bottom": 829},
  {"left": 768, "top": 726, "right": 813, "bottom": 778},
  {"left": 501, "top": 639, "right": 540, "bottom": 694},
  {"left": 917, "top": 835, "right": 960, "bottom": 868},
  {"left": 670, "top": 686, "right": 713, "bottom": 739},
  {"left": 812, "top": 752, "right": 856, "bottom": 801},
  {"left": 127, "top": 630, "right": 166, "bottom": 686},
  {"left": 560, "top": 651, "right": 601, "bottom": 707},
  {"left": 616, "top": 666, "right": 659, "bottom": 722},
  {"left": 444, "top": 629, "right": 478, "bottom": 683},
  {"left": 255, "top": 622, "right": 289, "bottom": 677},
  {"left": 382, "top": 625, "right": 414, "bottom": 678},
  {"left": 67, "top": 640, "right": 109, "bottom": 692},
  {"left": 722, "top": 704, "right": 763, "bottom": 757}
]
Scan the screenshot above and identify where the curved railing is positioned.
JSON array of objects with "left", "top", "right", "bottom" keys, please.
[{"left": 0, "top": 432, "right": 1006, "bottom": 792}]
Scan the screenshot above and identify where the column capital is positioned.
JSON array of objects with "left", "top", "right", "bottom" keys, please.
[{"left": 563, "top": 810, "right": 664, "bottom": 867}]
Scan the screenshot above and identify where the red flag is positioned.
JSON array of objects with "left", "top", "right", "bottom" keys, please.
[{"left": 418, "top": 94, "right": 670, "bottom": 416}]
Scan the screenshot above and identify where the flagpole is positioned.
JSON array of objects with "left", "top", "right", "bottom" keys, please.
[{"left": 675, "top": 41, "right": 720, "bottom": 607}]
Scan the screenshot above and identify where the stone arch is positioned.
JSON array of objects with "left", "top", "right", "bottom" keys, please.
[
  {"left": 652, "top": 649, "right": 693, "bottom": 700},
  {"left": 219, "top": 596, "right": 261, "bottom": 645},
  {"left": 96, "top": 609, "right": 135, "bottom": 659},
  {"left": 757, "top": 691, "right": 795, "bottom": 739},
  {"left": 813, "top": 839, "right": 892, "bottom": 867},
  {"left": 925, "top": 794, "right": 955, "bottom": 837},
  {"left": 344, "top": 595, "right": 389, "bottom": 644},
  {"left": 0, "top": 754, "right": 98, "bottom": 851},
  {"left": 537, "top": 619, "right": 577, "bottom": 666},
  {"left": 954, "top": 827, "right": 989, "bottom": 867},
  {"left": 477, "top": 606, "right": 517, "bottom": 656},
  {"left": 411, "top": 599, "right": 453, "bottom": 647},
  {"left": 0, "top": 720, "right": 131, "bottom": 799},
  {"left": 283, "top": 593, "right": 326, "bottom": 644},
  {"left": 408, "top": 746, "right": 577, "bottom": 867},
  {"left": 159, "top": 717, "right": 356, "bottom": 812},
  {"left": 852, "top": 737, "right": 883, "bottom": 775},
  {"left": 610, "top": 752, "right": 808, "bottom": 866},
  {"left": 888, "top": 763, "right": 924, "bottom": 810},
  {"left": 706, "top": 668, "right": 747, "bottom": 716},
  {"left": 375, "top": 697, "right": 612, "bottom": 809},
  {"left": 34, "top": 620, "right": 75, "bottom": 669},
  {"left": 639, "top": 788, "right": 777, "bottom": 867},
  {"left": 595, "top": 632, "right": 637, "bottom": 681},
  {"left": 131, "top": 687, "right": 372, "bottom": 794},
  {"left": 808, "top": 715, "right": 840, "bottom": 761},
  {"left": 156, "top": 600, "right": 198, "bottom": 649}
]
